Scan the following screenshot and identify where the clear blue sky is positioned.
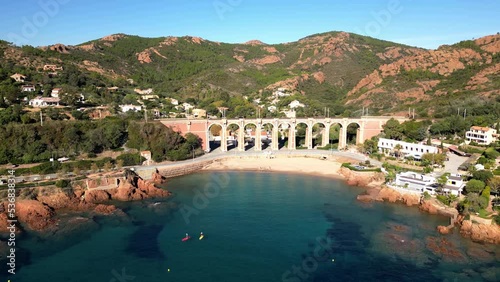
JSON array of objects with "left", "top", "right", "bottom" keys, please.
[{"left": 1, "top": 0, "right": 499, "bottom": 49}]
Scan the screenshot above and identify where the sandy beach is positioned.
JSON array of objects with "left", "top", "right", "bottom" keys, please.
[{"left": 201, "top": 155, "right": 359, "bottom": 179}]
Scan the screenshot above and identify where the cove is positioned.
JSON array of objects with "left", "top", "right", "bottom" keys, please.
[{"left": 8, "top": 171, "right": 500, "bottom": 282}]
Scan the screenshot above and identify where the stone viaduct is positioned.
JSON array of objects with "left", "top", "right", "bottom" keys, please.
[{"left": 159, "top": 116, "right": 408, "bottom": 152}]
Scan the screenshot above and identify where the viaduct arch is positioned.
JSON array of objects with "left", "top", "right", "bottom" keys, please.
[{"left": 160, "top": 116, "right": 409, "bottom": 152}]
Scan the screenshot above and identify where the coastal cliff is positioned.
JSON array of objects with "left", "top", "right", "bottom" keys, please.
[
  {"left": 0, "top": 169, "right": 170, "bottom": 233},
  {"left": 356, "top": 184, "right": 500, "bottom": 245}
]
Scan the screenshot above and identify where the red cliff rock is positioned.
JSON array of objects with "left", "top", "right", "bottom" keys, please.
[
  {"left": 94, "top": 204, "right": 118, "bottom": 215},
  {"left": 111, "top": 169, "right": 170, "bottom": 201},
  {"left": 84, "top": 190, "right": 111, "bottom": 204},
  {"left": 16, "top": 200, "right": 56, "bottom": 231},
  {"left": 36, "top": 190, "right": 72, "bottom": 209},
  {"left": 151, "top": 169, "right": 167, "bottom": 184},
  {"left": 460, "top": 220, "right": 500, "bottom": 244}
]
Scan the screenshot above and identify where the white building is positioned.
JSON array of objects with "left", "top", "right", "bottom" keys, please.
[
  {"left": 378, "top": 138, "right": 438, "bottom": 160},
  {"left": 182, "top": 103, "right": 194, "bottom": 111},
  {"left": 29, "top": 96, "right": 60, "bottom": 107},
  {"left": 51, "top": 88, "right": 62, "bottom": 98},
  {"left": 167, "top": 98, "right": 179, "bottom": 105},
  {"left": 267, "top": 105, "right": 277, "bottom": 113},
  {"left": 21, "top": 85, "right": 36, "bottom": 92},
  {"left": 289, "top": 100, "right": 305, "bottom": 109},
  {"left": 120, "top": 104, "right": 142, "bottom": 112},
  {"left": 134, "top": 88, "right": 153, "bottom": 95},
  {"left": 140, "top": 94, "right": 159, "bottom": 100},
  {"left": 10, "top": 73, "right": 26, "bottom": 82},
  {"left": 465, "top": 126, "right": 498, "bottom": 145},
  {"left": 442, "top": 174, "right": 465, "bottom": 196},
  {"left": 394, "top": 171, "right": 438, "bottom": 193}
]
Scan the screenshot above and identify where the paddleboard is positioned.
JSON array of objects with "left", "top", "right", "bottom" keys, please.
[
  {"left": 182, "top": 236, "right": 191, "bottom": 242},
  {"left": 199, "top": 235, "right": 204, "bottom": 240}
]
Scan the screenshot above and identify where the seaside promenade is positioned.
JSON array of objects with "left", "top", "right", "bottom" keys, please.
[{"left": 133, "top": 149, "right": 379, "bottom": 180}]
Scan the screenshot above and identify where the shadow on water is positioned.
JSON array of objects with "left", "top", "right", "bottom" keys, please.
[{"left": 126, "top": 224, "right": 165, "bottom": 260}]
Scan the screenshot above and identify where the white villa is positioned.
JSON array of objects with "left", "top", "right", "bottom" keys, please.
[
  {"left": 21, "top": 85, "right": 36, "bottom": 92},
  {"left": 51, "top": 88, "right": 62, "bottom": 98},
  {"left": 134, "top": 88, "right": 153, "bottom": 95},
  {"left": 10, "top": 73, "right": 26, "bottom": 82},
  {"left": 167, "top": 98, "right": 179, "bottom": 105},
  {"left": 465, "top": 126, "right": 498, "bottom": 145},
  {"left": 378, "top": 138, "right": 438, "bottom": 160},
  {"left": 393, "top": 171, "right": 438, "bottom": 193},
  {"left": 119, "top": 104, "right": 142, "bottom": 112},
  {"left": 442, "top": 174, "right": 465, "bottom": 196},
  {"left": 29, "top": 96, "right": 60, "bottom": 107},
  {"left": 140, "top": 94, "right": 159, "bottom": 100},
  {"left": 289, "top": 100, "right": 305, "bottom": 109}
]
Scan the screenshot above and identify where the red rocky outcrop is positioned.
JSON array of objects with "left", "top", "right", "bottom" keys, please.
[{"left": 16, "top": 200, "right": 56, "bottom": 231}]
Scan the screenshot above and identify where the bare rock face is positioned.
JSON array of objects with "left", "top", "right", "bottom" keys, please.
[
  {"left": 419, "top": 199, "right": 439, "bottom": 214},
  {"left": 94, "top": 204, "right": 118, "bottom": 215},
  {"left": 37, "top": 191, "right": 72, "bottom": 209},
  {"left": 49, "top": 43, "right": 72, "bottom": 53},
  {"left": 151, "top": 169, "right": 167, "bottom": 184},
  {"left": 111, "top": 169, "right": 170, "bottom": 201},
  {"left": 84, "top": 190, "right": 111, "bottom": 204},
  {"left": 339, "top": 167, "right": 385, "bottom": 187},
  {"left": 460, "top": 220, "right": 500, "bottom": 244},
  {"left": 16, "top": 200, "right": 56, "bottom": 231}
]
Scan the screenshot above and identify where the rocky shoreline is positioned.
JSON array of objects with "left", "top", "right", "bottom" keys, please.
[
  {"left": 349, "top": 167, "right": 500, "bottom": 245},
  {"left": 0, "top": 169, "right": 170, "bottom": 238},
  {"left": 1, "top": 159, "right": 499, "bottom": 250}
]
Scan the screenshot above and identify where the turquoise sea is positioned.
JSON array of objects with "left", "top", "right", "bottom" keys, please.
[{"left": 4, "top": 172, "right": 500, "bottom": 281}]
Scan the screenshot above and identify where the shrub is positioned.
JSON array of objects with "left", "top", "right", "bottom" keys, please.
[
  {"left": 116, "top": 153, "right": 145, "bottom": 166},
  {"left": 494, "top": 215, "right": 500, "bottom": 225},
  {"left": 55, "top": 179, "right": 70, "bottom": 188},
  {"left": 423, "top": 191, "right": 431, "bottom": 200}
]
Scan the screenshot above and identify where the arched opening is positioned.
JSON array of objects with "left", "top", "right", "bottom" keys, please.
[
  {"left": 346, "top": 123, "right": 361, "bottom": 147},
  {"left": 227, "top": 123, "right": 240, "bottom": 151},
  {"left": 312, "top": 122, "right": 326, "bottom": 148},
  {"left": 261, "top": 123, "right": 273, "bottom": 150},
  {"left": 327, "top": 123, "right": 341, "bottom": 150},
  {"left": 208, "top": 123, "right": 222, "bottom": 151},
  {"left": 244, "top": 123, "right": 257, "bottom": 151},
  {"left": 295, "top": 122, "right": 308, "bottom": 149},
  {"left": 278, "top": 123, "right": 291, "bottom": 150}
]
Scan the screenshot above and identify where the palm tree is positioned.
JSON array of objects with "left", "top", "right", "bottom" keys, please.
[{"left": 394, "top": 144, "right": 403, "bottom": 160}]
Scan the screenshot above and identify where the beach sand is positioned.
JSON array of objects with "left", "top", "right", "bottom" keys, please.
[{"left": 202, "top": 155, "right": 358, "bottom": 179}]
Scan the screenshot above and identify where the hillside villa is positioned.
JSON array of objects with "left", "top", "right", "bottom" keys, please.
[
  {"left": 465, "top": 126, "right": 498, "bottom": 145},
  {"left": 21, "top": 85, "right": 36, "bottom": 92},
  {"left": 10, "top": 73, "right": 26, "bottom": 82},
  {"left": 29, "top": 96, "right": 60, "bottom": 107},
  {"left": 134, "top": 88, "right": 153, "bottom": 95},
  {"left": 51, "top": 88, "right": 62, "bottom": 98},
  {"left": 119, "top": 104, "right": 142, "bottom": 112},
  {"left": 378, "top": 138, "right": 438, "bottom": 160},
  {"left": 43, "top": 64, "right": 63, "bottom": 71}
]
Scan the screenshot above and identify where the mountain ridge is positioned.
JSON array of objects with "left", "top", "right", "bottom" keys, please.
[{"left": 1, "top": 31, "right": 498, "bottom": 117}]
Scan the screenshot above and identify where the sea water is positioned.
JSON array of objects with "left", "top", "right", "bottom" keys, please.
[{"left": 6, "top": 172, "right": 500, "bottom": 281}]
